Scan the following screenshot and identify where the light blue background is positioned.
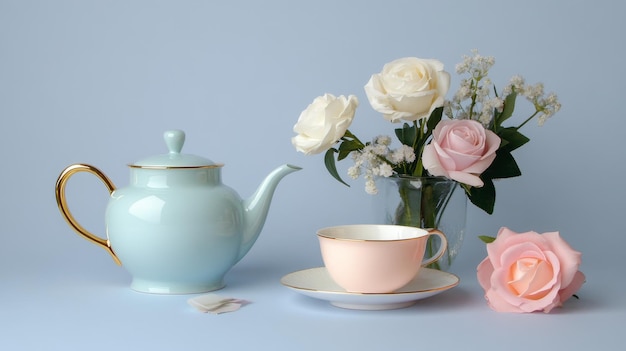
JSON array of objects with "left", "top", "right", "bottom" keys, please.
[{"left": 1, "top": 0, "right": 624, "bottom": 350}]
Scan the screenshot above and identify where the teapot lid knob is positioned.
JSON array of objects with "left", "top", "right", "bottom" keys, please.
[
  {"left": 129, "top": 129, "right": 221, "bottom": 168},
  {"left": 164, "top": 130, "right": 185, "bottom": 154}
]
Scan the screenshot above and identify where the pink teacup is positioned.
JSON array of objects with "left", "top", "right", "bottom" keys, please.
[{"left": 317, "top": 224, "right": 447, "bottom": 293}]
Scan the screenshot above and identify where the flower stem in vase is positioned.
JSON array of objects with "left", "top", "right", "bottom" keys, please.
[
  {"left": 420, "top": 181, "right": 442, "bottom": 270},
  {"left": 392, "top": 178, "right": 459, "bottom": 270}
]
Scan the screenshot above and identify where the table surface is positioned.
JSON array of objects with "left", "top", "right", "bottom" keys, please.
[{"left": 1, "top": 238, "right": 621, "bottom": 351}]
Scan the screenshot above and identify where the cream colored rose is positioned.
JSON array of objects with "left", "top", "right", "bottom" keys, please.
[
  {"left": 292, "top": 94, "right": 359, "bottom": 155},
  {"left": 364, "top": 57, "right": 450, "bottom": 123}
]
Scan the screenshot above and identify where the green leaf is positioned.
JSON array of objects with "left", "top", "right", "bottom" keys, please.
[
  {"left": 495, "top": 91, "right": 517, "bottom": 128},
  {"left": 395, "top": 123, "right": 417, "bottom": 146},
  {"left": 482, "top": 149, "right": 522, "bottom": 180},
  {"left": 426, "top": 106, "right": 443, "bottom": 131},
  {"left": 337, "top": 139, "right": 362, "bottom": 161},
  {"left": 467, "top": 178, "right": 496, "bottom": 214},
  {"left": 498, "top": 127, "right": 530, "bottom": 153},
  {"left": 478, "top": 235, "right": 496, "bottom": 244},
  {"left": 324, "top": 148, "right": 350, "bottom": 186},
  {"left": 343, "top": 130, "right": 358, "bottom": 140}
]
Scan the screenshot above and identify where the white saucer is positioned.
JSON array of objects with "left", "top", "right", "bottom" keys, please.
[{"left": 280, "top": 267, "right": 459, "bottom": 310}]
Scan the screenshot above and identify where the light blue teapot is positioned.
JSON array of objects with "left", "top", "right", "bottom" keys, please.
[{"left": 55, "top": 130, "right": 300, "bottom": 294}]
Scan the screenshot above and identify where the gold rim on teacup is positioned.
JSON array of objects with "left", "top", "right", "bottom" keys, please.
[{"left": 317, "top": 224, "right": 437, "bottom": 242}]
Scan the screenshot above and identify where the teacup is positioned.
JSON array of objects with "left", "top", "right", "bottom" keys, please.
[{"left": 317, "top": 224, "right": 447, "bottom": 293}]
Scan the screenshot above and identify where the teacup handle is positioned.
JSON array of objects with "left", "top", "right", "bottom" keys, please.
[
  {"left": 55, "top": 164, "right": 121, "bottom": 265},
  {"left": 420, "top": 229, "right": 447, "bottom": 267}
]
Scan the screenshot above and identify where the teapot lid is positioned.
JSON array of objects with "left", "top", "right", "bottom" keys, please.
[{"left": 130, "top": 130, "right": 223, "bottom": 169}]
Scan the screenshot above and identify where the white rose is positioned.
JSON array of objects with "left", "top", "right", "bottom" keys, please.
[
  {"left": 364, "top": 57, "right": 450, "bottom": 123},
  {"left": 292, "top": 93, "right": 359, "bottom": 155}
]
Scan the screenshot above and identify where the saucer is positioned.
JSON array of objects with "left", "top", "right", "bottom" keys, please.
[{"left": 280, "top": 267, "right": 459, "bottom": 310}]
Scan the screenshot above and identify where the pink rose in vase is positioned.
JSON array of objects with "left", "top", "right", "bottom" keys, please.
[
  {"left": 422, "top": 119, "right": 500, "bottom": 187},
  {"left": 477, "top": 227, "right": 585, "bottom": 313}
]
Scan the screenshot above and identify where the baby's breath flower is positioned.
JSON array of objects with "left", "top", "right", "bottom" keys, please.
[
  {"left": 477, "top": 78, "right": 492, "bottom": 99},
  {"left": 546, "top": 92, "right": 560, "bottom": 107},
  {"left": 372, "top": 143, "right": 388, "bottom": 156},
  {"left": 446, "top": 50, "right": 500, "bottom": 122},
  {"left": 374, "top": 135, "right": 391, "bottom": 146},
  {"left": 510, "top": 75, "right": 524, "bottom": 86},
  {"left": 478, "top": 110, "right": 492, "bottom": 126},
  {"left": 502, "top": 76, "right": 524, "bottom": 97},
  {"left": 458, "top": 49, "right": 496, "bottom": 80},
  {"left": 389, "top": 149, "right": 404, "bottom": 164},
  {"left": 347, "top": 165, "right": 361, "bottom": 179},
  {"left": 478, "top": 97, "right": 504, "bottom": 126},
  {"left": 455, "top": 81, "right": 472, "bottom": 101},
  {"left": 390, "top": 144, "right": 414, "bottom": 164},
  {"left": 536, "top": 92, "right": 561, "bottom": 126},
  {"left": 518, "top": 82, "right": 543, "bottom": 101},
  {"left": 373, "top": 163, "right": 393, "bottom": 177},
  {"left": 455, "top": 61, "right": 469, "bottom": 74},
  {"left": 364, "top": 173, "right": 378, "bottom": 195},
  {"left": 402, "top": 145, "right": 416, "bottom": 163},
  {"left": 456, "top": 110, "right": 469, "bottom": 120},
  {"left": 350, "top": 151, "right": 364, "bottom": 167},
  {"left": 346, "top": 134, "right": 418, "bottom": 193},
  {"left": 443, "top": 101, "right": 454, "bottom": 119},
  {"left": 360, "top": 145, "right": 376, "bottom": 161}
]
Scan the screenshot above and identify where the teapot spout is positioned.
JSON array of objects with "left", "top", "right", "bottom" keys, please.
[{"left": 237, "top": 164, "right": 301, "bottom": 262}]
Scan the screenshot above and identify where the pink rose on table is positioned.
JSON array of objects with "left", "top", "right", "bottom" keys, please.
[
  {"left": 477, "top": 227, "right": 585, "bottom": 313},
  {"left": 422, "top": 119, "right": 500, "bottom": 187}
]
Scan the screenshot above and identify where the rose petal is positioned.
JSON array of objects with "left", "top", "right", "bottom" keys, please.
[
  {"left": 462, "top": 152, "right": 496, "bottom": 174},
  {"left": 388, "top": 90, "right": 436, "bottom": 120},
  {"left": 432, "top": 142, "right": 457, "bottom": 171},
  {"left": 559, "top": 270, "right": 586, "bottom": 302},
  {"left": 508, "top": 254, "right": 558, "bottom": 299},
  {"left": 485, "top": 288, "right": 524, "bottom": 313},
  {"left": 462, "top": 130, "right": 500, "bottom": 173},
  {"left": 542, "top": 231, "right": 582, "bottom": 287},
  {"left": 447, "top": 170, "right": 483, "bottom": 187},
  {"left": 477, "top": 257, "right": 494, "bottom": 291},
  {"left": 493, "top": 262, "right": 561, "bottom": 313},
  {"left": 489, "top": 266, "right": 526, "bottom": 310},
  {"left": 364, "top": 76, "right": 398, "bottom": 117},
  {"left": 531, "top": 253, "right": 561, "bottom": 298},
  {"left": 486, "top": 228, "right": 521, "bottom": 269},
  {"left": 488, "top": 229, "right": 550, "bottom": 266},
  {"left": 446, "top": 126, "right": 484, "bottom": 153},
  {"left": 421, "top": 144, "right": 449, "bottom": 178},
  {"left": 525, "top": 251, "right": 561, "bottom": 297},
  {"left": 434, "top": 70, "right": 451, "bottom": 104},
  {"left": 445, "top": 148, "right": 482, "bottom": 170}
]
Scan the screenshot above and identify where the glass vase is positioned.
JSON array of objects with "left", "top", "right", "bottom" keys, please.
[{"left": 374, "top": 176, "right": 467, "bottom": 271}]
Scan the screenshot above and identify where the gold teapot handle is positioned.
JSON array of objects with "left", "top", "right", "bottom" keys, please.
[{"left": 55, "top": 164, "right": 121, "bottom": 265}]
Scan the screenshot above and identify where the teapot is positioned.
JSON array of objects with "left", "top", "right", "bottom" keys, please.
[{"left": 55, "top": 130, "right": 301, "bottom": 294}]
